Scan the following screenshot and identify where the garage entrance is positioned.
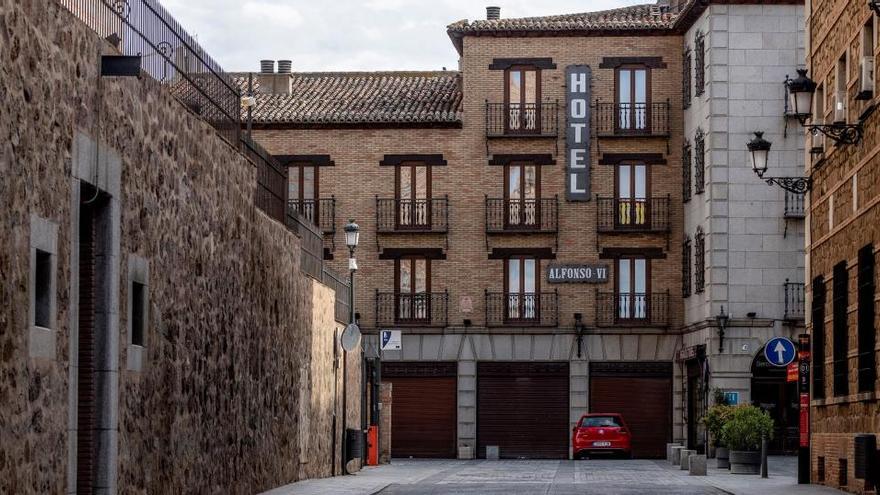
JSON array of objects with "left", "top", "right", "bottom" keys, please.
[
  {"left": 383, "top": 362, "right": 457, "bottom": 458},
  {"left": 589, "top": 361, "right": 673, "bottom": 458},
  {"left": 477, "top": 361, "right": 570, "bottom": 459}
]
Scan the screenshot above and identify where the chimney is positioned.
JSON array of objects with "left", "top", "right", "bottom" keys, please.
[
  {"left": 257, "top": 59, "right": 292, "bottom": 95},
  {"left": 486, "top": 6, "right": 501, "bottom": 20},
  {"left": 260, "top": 59, "right": 275, "bottom": 73},
  {"left": 277, "top": 60, "right": 292, "bottom": 74}
]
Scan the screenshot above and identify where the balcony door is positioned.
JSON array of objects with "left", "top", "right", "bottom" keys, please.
[
  {"left": 617, "top": 66, "right": 649, "bottom": 132},
  {"left": 617, "top": 258, "right": 648, "bottom": 321},
  {"left": 289, "top": 163, "right": 319, "bottom": 223},
  {"left": 506, "top": 66, "right": 540, "bottom": 133},
  {"left": 616, "top": 163, "right": 648, "bottom": 228},
  {"left": 506, "top": 257, "right": 539, "bottom": 322},
  {"left": 396, "top": 257, "right": 430, "bottom": 323},
  {"left": 505, "top": 163, "right": 539, "bottom": 228},
  {"left": 396, "top": 163, "right": 431, "bottom": 229}
]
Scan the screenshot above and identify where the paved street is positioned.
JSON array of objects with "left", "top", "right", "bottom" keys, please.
[{"left": 263, "top": 456, "right": 847, "bottom": 495}]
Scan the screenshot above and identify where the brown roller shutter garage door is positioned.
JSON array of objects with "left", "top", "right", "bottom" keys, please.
[
  {"left": 477, "top": 362, "right": 569, "bottom": 459},
  {"left": 589, "top": 361, "right": 673, "bottom": 458},
  {"left": 383, "top": 362, "right": 457, "bottom": 458}
]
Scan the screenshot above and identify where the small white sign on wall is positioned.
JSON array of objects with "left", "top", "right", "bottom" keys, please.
[{"left": 380, "top": 330, "right": 401, "bottom": 351}]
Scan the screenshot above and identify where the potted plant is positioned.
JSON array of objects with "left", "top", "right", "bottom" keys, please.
[
  {"left": 702, "top": 404, "right": 733, "bottom": 468},
  {"left": 720, "top": 405, "right": 775, "bottom": 474}
]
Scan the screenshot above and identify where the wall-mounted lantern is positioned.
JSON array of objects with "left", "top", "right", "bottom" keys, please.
[
  {"left": 785, "top": 69, "right": 864, "bottom": 145},
  {"left": 748, "top": 132, "right": 813, "bottom": 193}
]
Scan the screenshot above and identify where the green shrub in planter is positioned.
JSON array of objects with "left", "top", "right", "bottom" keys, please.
[
  {"left": 720, "top": 405, "right": 775, "bottom": 452},
  {"left": 702, "top": 404, "right": 733, "bottom": 448}
]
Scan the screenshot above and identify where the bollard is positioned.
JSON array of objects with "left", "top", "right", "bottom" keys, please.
[
  {"left": 671, "top": 445, "right": 684, "bottom": 465},
  {"left": 689, "top": 454, "right": 708, "bottom": 476},
  {"left": 681, "top": 449, "right": 695, "bottom": 470},
  {"left": 667, "top": 442, "right": 682, "bottom": 463},
  {"left": 761, "top": 435, "right": 769, "bottom": 478}
]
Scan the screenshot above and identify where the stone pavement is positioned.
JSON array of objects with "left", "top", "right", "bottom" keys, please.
[{"left": 261, "top": 456, "right": 847, "bottom": 495}]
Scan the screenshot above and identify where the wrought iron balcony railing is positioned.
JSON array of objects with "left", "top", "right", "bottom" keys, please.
[
  {"left": 594, "top": 101, "right": 671, "bottom": 137},
  {"left": 597, "top": 196, "right": 671, "bottom": 233},
  {"left": 784, "top": 190, "right": 806, "bottom": 218},
  {"left": 485, "top": 291, "right": 558, "bottom": 327},
  {"left": 596, "top": 291, "right": 669, "bottom": 327},
  {"left": 376, "top": 197, "right": 449, "bottom": 233},
  {"left": 783, "top": 280, "right": 805, "bottom": 320},
  {"left": 486, "top": 102, "right": 559, "bottom": 137},
  {"left": 288, "top": 198, "right": 336, "bottom": 234},
  {"left": 485, "top": 196, "right": 558, "bottom": 233},
  {"left": 375, "top": 291, "right": 449, "bottom": 327}
]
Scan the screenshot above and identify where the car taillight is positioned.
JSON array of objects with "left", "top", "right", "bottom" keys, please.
[{"left": 620, "top": 428, "right": 629, "bottom": 435}]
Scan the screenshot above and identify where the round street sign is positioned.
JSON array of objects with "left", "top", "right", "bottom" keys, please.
[
  {"left": 340, "top": 323, "right": 361, "bottom": 352},
  {"left": 764, "top": 337, "right": 797, "bottom": 367}
]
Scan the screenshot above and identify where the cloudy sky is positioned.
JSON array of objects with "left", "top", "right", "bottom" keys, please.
[{"left": 161, "top": 0, "right": 646, "bottom": 73}]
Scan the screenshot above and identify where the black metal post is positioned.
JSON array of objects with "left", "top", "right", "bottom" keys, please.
[
  {"left": 761, "top": 435, "right": 769, "bottom": 478},
  {"left": 798, "top": 333, "right": 811, "bottom": 484}
]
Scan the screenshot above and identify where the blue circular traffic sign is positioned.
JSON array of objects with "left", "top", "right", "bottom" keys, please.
[{"left": 764, "top": 337, "right": 797, "bottom": 367}]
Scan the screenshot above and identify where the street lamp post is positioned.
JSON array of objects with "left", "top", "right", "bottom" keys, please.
[
  {"left": 747, "top": 132, "right": 813, "bottom": 194},
  {"left": 341, "top": 219, "right": 359, "bottom": 474},
  {"left": 715, "top": 305, "right": 730, "bottom": 354}
]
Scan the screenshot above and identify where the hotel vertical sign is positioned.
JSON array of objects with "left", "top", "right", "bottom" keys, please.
[{"left": 566, "top": 65, "right": 591, "bottom": 201}]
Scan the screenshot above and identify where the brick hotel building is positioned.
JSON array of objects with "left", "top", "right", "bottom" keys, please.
[{"left": 242, "top": 0, "right": 806, "bottom": 461}]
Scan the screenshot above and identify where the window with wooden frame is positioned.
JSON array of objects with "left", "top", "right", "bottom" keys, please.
[
  {"left": 694, "top": 31, "right": 705, "bottom": 96},
  {"left": 832, "top": 261, "right": 849, "bottom": 397},
  {"left": 288, "top": 162, "right": 320, "bottom": 223},
  {"left": 812, "top": 276, "right": 827, "bottom": 399},
  {"left": 395, "top": 256, "right": 430, "bottom": 323},
  {"left": 682, "top": 237, "right": 692, "bottom": 298},
  {"left": 860, "top": 19, "right": 875, "bottom": 100},
  {"left": 396, "top": 162, "right": 432, "bottom": 229},
  {"left": 857, "top": 244, "right": 876, "bottom": 393},
  {"left": 694, "top": 128, "right": 705, "bottom": 194},
  {"left": 616, "top": 257, "right": 649, "bottom": 321},
  {"left": 694, "top": 227, "right": 705, "bottom": 293},
  {"left": 682, "top": 139, "right": 692, "bottom": 202},
  {"left": 505, "top": 256, "right": 539, "bottom": 322},
  {"left": 683, "top": 47, "right": 692, "bottom": 109},
  {"left": 504, "top": 162, "right": 540, "bottom": 228},
  {"left": 616, "top": 65, "right": 650, "bottom": 132},
  {"left": 615, "top": 162, "right": 648, "bottom": 228},
  {"left": 505, "top": 66, "right": 540, "bottom": 133}
]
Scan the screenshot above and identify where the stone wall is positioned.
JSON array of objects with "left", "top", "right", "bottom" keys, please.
[{"left": 0, "top": 1, "right": 354, "bottom": 493}]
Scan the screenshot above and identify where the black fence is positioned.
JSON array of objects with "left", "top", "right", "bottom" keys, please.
[
  {"left": 784, "top": 280, "right": 805, "bottom": 320},
  {"left": 59, "top": 0, "right": 241, "bottom": 145},
  {"left": 240, "top": 136, "right": 287, "bottom": 225},
  {"left": 486, "top": 102, "right": 558, "bottom": 137},
  {"left": 289, "top": 198, "right": 336, "bottom": 233},
  {"left": 784, "top": 190, "right": 806, "bottom": 218},
  {"left": 322, "top": 266, "right": 351, "bottom": 324},
  {"left": 376, "top": 197, "right": 449, "bottom": 233},
  {"left": 594, "top": 101, "right": 671, "bottom": 137},
  {"left": 597, "top": 196, "right": 671, "bottom": 232},
  {"left": 595, "top": 291, "right": 669, "bottom": 327},
  {"left": 375, "top": 291, "right": 449, "bottom": 327},
  {"left": 286, "top": 209, "right": 324, "bottom": 281},
  {"left": 485, "top": 197, "right": 558, "bottom": 233},
  {"left": 485, "top": 291, "right": 558, "bottom": 327}
]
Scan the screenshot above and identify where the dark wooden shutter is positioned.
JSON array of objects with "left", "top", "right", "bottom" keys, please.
[
  {"left": 383, "top": 362, "right": 457, "bottom": 458},
  {"left": 812, "top": 276, "right": 827, "bottom": 399},
  {"left": 477, "top": 362, "right": 569, "bottom": 459},
  {"left": 833, "top": 261, "right": 849, "bottom": 397},
  {"left": 857, "top": 245, "right": 876, "bottom": 393}
]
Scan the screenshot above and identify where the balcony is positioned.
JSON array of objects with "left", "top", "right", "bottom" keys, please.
[
  {"left": 485, "top": 197, "right": 558, "bottom": 234},
  {"left": 288, "top": 198, "right": 336, "bottom": 234},
  {"left": 596, "top": 291, "right": 669, "bottom": 327},
  {"left": 783, "top": 190, "right": 805, "bottom": 219},
  {"left": 375, "top": 291, "right": 449, "bottom": 327},
  {"left": 594, "top": 101, "right": 670, "bottom": 137},
  {"left": 784, "top": 280, "right": 805, "bottom": 320},
  {"left": 485, "top": 291, "right": 558, "bottom": 327},
  {"left": 376, "top": 197, "right": 449, "bottom": 233},
  {"left": 485, "top": 102, "right": 558, "bottom": 138},
  {"left": 597, "top": 196, "right": 671, "bottom": 233}
]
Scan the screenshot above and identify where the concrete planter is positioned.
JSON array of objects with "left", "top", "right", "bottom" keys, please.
[
  {"left": 729, "top": 450, "right": 760, "bottom": 474},
  {"left": 716, "top": 447, "right": 730, "bottom": 469}
]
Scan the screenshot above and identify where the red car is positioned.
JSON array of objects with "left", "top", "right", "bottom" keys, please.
[{"left": 572, "top": 413, "right": 632, "bottom": 459}]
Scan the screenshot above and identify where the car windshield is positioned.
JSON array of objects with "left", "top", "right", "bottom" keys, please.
[{"left": 580, "top": 416, "right": 622, "bottom": 427}]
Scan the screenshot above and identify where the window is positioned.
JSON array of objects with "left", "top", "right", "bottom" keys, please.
[
  {"left": 812, "top": 276, "right": 827, "bottom": 399},
  {"left": 683, "top": 47, "right": 692, "bottom": 109},
  {"left": 617, "top": 257, "right": 648, "bottom": 320},
  {"left": 34, "top": 249, "right": 52, "bottom": 328},
  {"left": 694, "top": 31, "right": 705, "bottom": 96},
  {"left": 29, "top": 215, "right": 58, "bottom": 360},
  {"left": 580, "top": 416, "right": 623, "bottom": 428},
  {"left": 834, "top": 54, "right": 847, "bottom": 123},
  {"left": 506, "top": 256, "right": 539, "bottom": 322},
  {"left": 127, "top": 255, "right": 149, "bottom": 371},
  {"left": 288, "top": 162, "right": 319, "bottom": 222},
  {"left": 131, "top": 281, "right": 146, "bottom": 346},
  {"left": 682, "top": 140, "right": 692, "bottom": 202},
  {"left": 505, "top": 66, "right": 540, "bottom": 132},
  {"left": 616, "top": 66, "right": 649, "bottom": 131},
  {"left": 396, "top": 162, "right": 431, "bottom": 228},
  {"left": 504, "top": 162, "right": 539, "bottom": 227},
  {"left": 694, "top": 228, "right": 705, "bottom": 293},
  {"left": 396, "top": 257, "right": 430, "bottom": 322},
  {"left": 694, "top": 129, "right": 705, "bottom": 194},
  {"left": 832, "top": 261, "right": 849, "bottom": 397},
  {"left": 812, "top": 85, "right": 826, "bottom": 153},
  {"left": 682, "top": 237, "right": 692, "bottom": 298},
  {"left": 857, "top": 244, "right": 876, "bottom": 392},
  {"left": 861, "top": 21, "right": 875, "bottom": 98},
  {"left": 616, "top": 163, "right": 648, "bottom": 227}
]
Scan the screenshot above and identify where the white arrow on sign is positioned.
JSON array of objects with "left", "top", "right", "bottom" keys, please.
[{"left": 774, "top": 341, "right": 787, "bottom": 364}]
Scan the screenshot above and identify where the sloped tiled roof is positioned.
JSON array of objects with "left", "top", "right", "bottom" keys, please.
[{"left": 231, "top": 71, "right": 462, "bottom": 126}]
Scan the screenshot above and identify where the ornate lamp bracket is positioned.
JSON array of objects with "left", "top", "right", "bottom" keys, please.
[
  {"left": 869, "top": 0, "right": 880, "bottom": 17},
  {"left": 804, "top": 123, "right": 863, "bottom": 146},
  {"left": 761, "top": 176, "right": 813, "bottom": 194}
]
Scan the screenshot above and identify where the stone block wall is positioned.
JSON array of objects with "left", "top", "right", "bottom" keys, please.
[{"left": 0, "top": 1, "right": 351, "bottom": 493}]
